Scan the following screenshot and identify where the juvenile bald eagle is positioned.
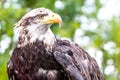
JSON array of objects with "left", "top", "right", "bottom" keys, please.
[{"left": 7, "top": 8, "right": 104, "bottom": 80}]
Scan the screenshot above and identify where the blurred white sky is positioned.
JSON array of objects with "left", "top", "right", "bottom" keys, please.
[{"left": 98, "top": 0, "right": 120, "bottom": 20}]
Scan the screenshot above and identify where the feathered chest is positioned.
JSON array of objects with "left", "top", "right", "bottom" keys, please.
[{"left": 11, "top": 40, "right": 61, "bottom": 70}]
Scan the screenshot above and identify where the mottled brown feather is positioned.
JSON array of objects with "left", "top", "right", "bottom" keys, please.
[{"left": 7, "top": 40, "right": 104, "bottom": 80}]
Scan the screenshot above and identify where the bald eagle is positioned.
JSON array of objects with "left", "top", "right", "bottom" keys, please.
[{"left": 7, "top": 8, "right": 104, "bottom": 80}]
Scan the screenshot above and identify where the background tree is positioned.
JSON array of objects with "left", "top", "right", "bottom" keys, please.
[{"left": 0, "top": 0, "right": 120, "bottom": 80}]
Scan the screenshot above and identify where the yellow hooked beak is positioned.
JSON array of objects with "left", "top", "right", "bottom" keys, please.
[{"left": 41, "top": 13, "right": 62, "bottom": 27}]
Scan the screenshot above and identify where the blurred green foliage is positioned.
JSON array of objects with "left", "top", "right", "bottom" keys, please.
[{"left": 0, "top": 0, "right": 120, "bottom": 80}]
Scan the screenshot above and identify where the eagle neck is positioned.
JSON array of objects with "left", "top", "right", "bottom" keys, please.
[
  {"left": 17, "top": 25, "right": 56, "bottom": 50},
  {"left": 39, "top": 28, "right": 56, "bottom": 50}
]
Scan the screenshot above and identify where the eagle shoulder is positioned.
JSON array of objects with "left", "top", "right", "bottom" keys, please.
[{"left": 53, "top": 39, "right": 104, "bottom": 80}]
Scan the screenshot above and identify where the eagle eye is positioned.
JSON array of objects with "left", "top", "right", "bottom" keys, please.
[{"left": 39, "top": 14, "right": 48, "bottom": 18}]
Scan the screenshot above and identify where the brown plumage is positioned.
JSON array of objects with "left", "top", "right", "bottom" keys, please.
[{"left": 7, "top": 8, "right": 104, "bottom": 80}]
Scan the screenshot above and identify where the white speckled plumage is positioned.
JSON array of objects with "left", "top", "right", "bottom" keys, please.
[{"left": 15, "top": 8, "right": 59, "bottom": 50}]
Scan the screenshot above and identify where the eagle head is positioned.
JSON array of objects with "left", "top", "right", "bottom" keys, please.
[{"left": 15, "top": 8, "right": 62, "bottom": 50}]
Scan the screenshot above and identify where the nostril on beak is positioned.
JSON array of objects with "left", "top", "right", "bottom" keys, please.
[{"left": 52, "top": 15, "right": 54, "bottom": 17}]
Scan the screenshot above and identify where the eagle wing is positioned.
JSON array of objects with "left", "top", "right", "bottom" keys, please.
[{"left": 53, "top": 40, "right": 104, "bottom": 80}]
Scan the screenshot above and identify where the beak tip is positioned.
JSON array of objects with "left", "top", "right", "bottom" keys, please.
[
  {"left": 57, "top": 14, "right": 62, "bottom": 27},
  {"left": 59, "top": 23, "right": 61, "bottom": 27}
]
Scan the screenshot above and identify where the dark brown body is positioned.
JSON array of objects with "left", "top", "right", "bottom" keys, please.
[{"left": 7, "top": 40, "right": 104, "bottom": 80}]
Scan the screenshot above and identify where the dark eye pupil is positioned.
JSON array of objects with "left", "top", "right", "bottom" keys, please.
[{"left": 39, "top": 14, "right": 48, "bottom": 18}]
